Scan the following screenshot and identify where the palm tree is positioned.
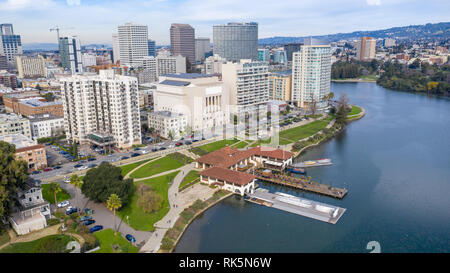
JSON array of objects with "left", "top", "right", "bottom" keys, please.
[
  {"left": 106, "top": 194, "right": 122, "bottom": 235},
  {"left": 49, "top": 182, "right": 62, "bottom": 206},
  {"left": 69, "top": 174, "right": 83, "bottom": 209}
]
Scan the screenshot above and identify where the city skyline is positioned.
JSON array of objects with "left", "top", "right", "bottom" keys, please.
[{"left": 1, "top": 0, "right": 449, "bottom": 45}]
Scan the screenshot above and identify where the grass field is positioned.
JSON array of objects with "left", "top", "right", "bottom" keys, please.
[
  {"left": 279, "top": 115, "right": 334, "bottom": 143},
  {"left": 93, "top": 229, "right": 138, "bottom": 253},
  {"left": 0, "top": 235, "right": 74, "bottom": 253},
  {"left": 120, "top": 158, "right": 154, "bottom": 176},
  {"left": 0, "top": 229, "right": 10, "bottom": 246},
  {"left": 232, "top": 141, "right": 250, "bottom": 149},
  {"left": 348, "top": 105, "right": 362, "bottom": 116},
  {"left": 117, "top": 171, "right": 180, "bottom": 231},
  {"left": 41, "top": 184, "right": 71, "bottom": 204},
  {"left": 190, "top": 138, "right": 239, "bottom": 155},
  {"left": 179, "top": 170, "right": 200, "bottom": 190},
  {"left": 129, "top": 153, "right": 191, "bottom": 179}
]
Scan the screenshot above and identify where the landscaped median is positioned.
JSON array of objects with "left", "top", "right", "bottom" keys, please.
[{"left": 117, "top": 171, "right": 180, "bottom": 231}]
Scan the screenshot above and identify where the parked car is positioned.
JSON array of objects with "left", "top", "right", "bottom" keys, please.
[
  {"left": 65, "top": 207, "right": 78, "bottom": 215},
  {"left": 159, "top": 147, "right": 166, "bottom": 151},
  {"left": 131, "top": 153, "right": 140, "bottom": 157},
  {"left": 83, "top": 219, "right": 95, "bottom": 226},
  {"left": 185, "top": 141, "right": 192, "bottom": 145},
  {"left": 121, "top": 156, "right": 130, "bottom": 160},
  {"left": 125, "top": 234, "right": 136, "bottom": 243},
  {"left": 192, "top": 139, "right": 199, "bottom": 143},
  {"left": 175, "top": 142, "right": 182, "bottom": 146},
  {"left": 79, "top": 215, "right": 92, "bottom": 222},
  {"left": 43, "top": 168, "right": 53, "bottom": 172},
  {"left": 167, "top": 144, "right": 175, "bottom": 149},
  {"left": 77, "top": 165, "right": 88, "bottom": 170},
  {"left": 87, "top": 157, "right": 96, "bottom": 161},
  {"left": 32, "top": 170, "right": 40, "bottom": 175},
  {"left": 53, "top": 165, "right": 61, "bottom": 169},
  {"left": 84, "top": 208, "right": 94, "bottom": 215},
  {"left": 57, "top": 200, "right": 70, "bottom": 208},
  {"left": 73, "top": 164, "right": 83, "bottom": 168},
  {"left": 152, "top": 147, "right": 158, "bottom": 152},
  {"left": 89, "top": 225, "right": 103, "bottom": 233}
]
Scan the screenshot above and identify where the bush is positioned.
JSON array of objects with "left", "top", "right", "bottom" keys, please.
[
  {"left": 33, "top": 235, "right": 73, "bottom": 253},
  {"left": 47, "top": 218, "right": 60, "bottom": 226}
]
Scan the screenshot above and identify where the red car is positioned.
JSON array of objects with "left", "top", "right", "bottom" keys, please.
[
  {"left": 43, "top": 168, "right": 53, "bottom": 172},
  {"left": 175, "top": 142, "right": 183, "bottom": 146}
]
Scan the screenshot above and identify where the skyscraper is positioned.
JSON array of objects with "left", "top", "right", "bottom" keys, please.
[
  {"left": 148, "top": 39, "right": 156, "bottom": 57},
  {"left": 170, "top": 24, "right": 195, "bottom": 63},
  {"left": 284, "top": 43, "right": 303, "bottom": 62},
  {"left": 195, "top": 37, "right": 210, "bottom": 62},
  {"left": 291, "top": 44, "right": 331, "bottom": 109},
  {"left": 58, "top": 36, "right": 83, "bottom": 73},
  {"left": 213, "top": 22, "right": 258, "bottom": 62},
  {"left": 118, "top": 23, "right": 149, "bottom": 66},
  {"left": 356, "top": 37, "right": 376, "bottom": 61},
  {"left": 258, "top": 48, "right": 270, "bottom": 62},
  {"left": 0, "top": 24, "right": 23, "bottom": 62}
]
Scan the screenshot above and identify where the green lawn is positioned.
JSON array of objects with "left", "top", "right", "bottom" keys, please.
[
  {"left": 0, "top": 235, "right": 75, "bottom": 253},
  {"left": 190, "top": 138, "right": 239, "bottom": 155},
  {"left": 348, "top": 105, "right": 362, "bottom": 116},
  {"left": 279, "top": 115, "right": 334, "bottom": 143},
  {"left": 41, "top": 184, "right": 71, "bottom": 204},
  {"left": 129, "top": 153, "right": 191, "bottom": 179},
  {"left": 0, "top": 230, "right": 10, "bottom": 246},
  {"left": 232, "top": 141, "right": 249, "bottom": 149},
  {"left": 117, "top": 171, "right": 180, "bottom": 231},
  {"left": 179, "top": 170, "right": 199, "bottom": 190},
  {"left": 93, "top": 229, "right": 138, "bottom": 253},
  {"left": 120, "top": 158, "right": 154, "bottom": 176}
]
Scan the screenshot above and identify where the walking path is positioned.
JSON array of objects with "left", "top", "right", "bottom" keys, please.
[
  {"left": 132, "top": 165, "right": 188, "bottom": 182},
  {"left": 139, "top": 164, "right": 218, "bottom": 253},
  {"left": 123, "top": 156, "right": 162, "bottom": 180}
]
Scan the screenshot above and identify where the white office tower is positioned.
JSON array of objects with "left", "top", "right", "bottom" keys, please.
[
  {"left": 15, "top": 55, "right": 46, "bottom": 78},
  {"left": 136, "top": 56, "right": 158, "bottom": 84},
  {"left": 112, "top": 33, "right": 120, "bottom": 64},
  {"left": 195, "top": 37, "right": 211, "bottom": 62},
  {"left": 153, "top": 73, "right": 229, "bottom": 133},
  {"left": 221, "top": 60, "right": 269, "bottom": 115},
  {"left": 156, "top": 54, "right": 186, "bottom": 76},
  {"left": 291, "top": 44, "right": 331, "bottom": 109},
  {"left": 60, "top": 70, "right": 141, "bottom": 149},
  {"left": 203, "top": 54, "right": 226, "bottom": 74},
  {"left": 118, "top": 23, "right": 149, "bottom": 66}
]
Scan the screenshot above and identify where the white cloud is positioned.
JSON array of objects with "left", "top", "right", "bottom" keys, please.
[
  {"left": 66, "top": 0, "right": 81, "bottom": 6},
  {"left": 1, "top": 0, "right": 53, "bottom": 10},
  {"left": 366, "top": 0, "right": 381, "bottom": 5}
]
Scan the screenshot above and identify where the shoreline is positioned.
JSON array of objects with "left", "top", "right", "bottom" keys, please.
[{"left": 332, "top": 79, "right": 376, "bottom": 83}]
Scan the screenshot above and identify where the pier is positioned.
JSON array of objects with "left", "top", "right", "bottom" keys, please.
[
  {"left": 253, "top": 169, "right": 347, "bottom": 199},
  {"left": 246, "top": 188, "right": 346, "bottom": 224},
  {"left": 291, "top": 159, "right": 333, "bottom": 168}
]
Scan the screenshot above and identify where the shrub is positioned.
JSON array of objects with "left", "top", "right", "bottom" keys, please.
[{"left": 47, "top": 218, "right": 60, "bottom": 226}]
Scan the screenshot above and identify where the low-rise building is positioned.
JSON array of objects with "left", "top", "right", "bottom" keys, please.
[
  {"left": 15, "top": 98, "right": 64, "bottom": 117},
  {"left": 200, "top": 166, "right": 256, "bottom": 196},
  {"left": 0, "top": 70, "right": 18, "bottom": 88},
  {"left": 0, "top": 134, "right": 47, "bottom": 171},
  {"left": 9, "top": 179, "right": 50, "bottom": 235},
  {"left": 0, "top": 113, "right": 32, "bottom": 138},
  {"left": 29, "top": 113, "right": 65, "bottom": 140},
  {"left": 148, "top": 111, "right": 187, "bottom": 140},
  {"left": 157, "top": 54, "right": 186, "bottom": 76}
]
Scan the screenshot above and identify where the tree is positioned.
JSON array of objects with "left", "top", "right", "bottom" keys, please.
[
  {"left": 168, "top": 130, "right": 175, "bottom": 141},
  {"left": 309, "top": 94, "right": 317, "bottom": 116},
  {"left": 106, "top": 194, "right": 122, "bottom": 235},
  {"left": 69, "top": 174, "right": 83, "bottom": 209},
  {"left": 335, "top": 93, "right": 350, "bottom": 125},
  {"left": 141, "top": 123, "right": 149, "bottom": 133},
  {"left": 49, "top": 182, "right": 62, "bottom": 205},
  {"left": 42, "top": 92, "right": 55, "bottom": 102},
  {"left": 71, "top": 142, "right": 78, "bottom": 158},
  {"left": 0, "top": 141, "right": 28, "bottom": 220},
  {"left": 136, "top": 183, "right": 162, "bottom": 214},
  {"left": 81, "top": 162, "right": 134, "bottom": 206}
]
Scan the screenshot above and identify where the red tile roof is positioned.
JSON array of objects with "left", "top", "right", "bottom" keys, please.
[
  {"left": 195, "top": 145, "right": 292, "bottom": 168},
  {"left": 200, "top": 167, "right": 256, "bottom": 185}
]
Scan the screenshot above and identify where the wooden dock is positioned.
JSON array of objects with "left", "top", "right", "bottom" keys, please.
[{"left": 254, "top": 171, "right": 347, "bottom": 199}]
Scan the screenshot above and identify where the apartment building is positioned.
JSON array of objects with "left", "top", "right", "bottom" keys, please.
[
  {"left": 291, "top": 44, "right": 331, "bottom": 109},
  {"left": 269, "top": 72, "right": 292, "bottom": 102},
  {"left": 148, "top": 111, "right": 187, "bottom": 140},
  {"left": 157, "top": 54, "right": 186, "bottom": 76},
  {"left": 28, "top": 114, "right": 64, "bottom": 140},
  {"left": 15, "top": 55, "right": 46, "bottom": 78},
  {"left": 0, "top": 134, "right": 47, "bottom": 171},
  {"left": 153, "top": 73, "right": 230, "bottom": 133},
  {"left": 59, "top": 70, "right": 141, "bottom": 149},
  {"left": 203, "top": 54, "right": 226, "bottom": 74},
  {"left": 356, "top": 37, "right": 376, "bottom": 61},
  {"left": 221, "top": 59, "right": 269, "bottom": 114},
  {"left": 0, "top": 113, "right": 32, "bottom": 138}
]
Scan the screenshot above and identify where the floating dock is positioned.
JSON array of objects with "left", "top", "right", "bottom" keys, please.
[
  {"left": 246, "top": 188, "right": 346, "bottom": 224},
  {"left": 291, "top": 159, "right": 333, "bottom": 168}
]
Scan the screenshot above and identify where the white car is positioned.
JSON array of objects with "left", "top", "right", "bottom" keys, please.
[
  {"left": 57, "top": 201, "right": 70, "bottom": 208},
  {"left": 77, "top": 165, "right": 88, "bottom": 170},
  {"left": 64, "top": 176, "right": 70, "bottom": 183},
  {"left": 167, "top": 144, "right": 175, "bottom": 149}
]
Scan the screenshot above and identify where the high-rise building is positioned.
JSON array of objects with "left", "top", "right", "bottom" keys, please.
[
  {"left": 60, "top": 70, "right": 141, "bottom": 149},
  {"left": 136, "top": 56, "right": 158, "bottom": 84},
  {"left": 15, "top": 55, "right": 46, "bottom": 78},
  {"left": 284, "top": 43, "right": 302, "bottom": 62},
  {"left": 148, "top": 39, "right": 156, "bottom": 57},
  {"left": 111, "top": 33, "right": 120, "bottom": 64},
  {"left": 291, "top": 44, "right": 331, "bottom": 109},
  {"left": 0, "top": 24, "right": 22, "bottom": 62},
  {"left": 269, "top": 72, "right": 292, "bottom": 102},
  {"left": 213, "top": 22, "right": 258, "bottom": 62},
  {"left": 195, "top": 37, "right": 210, "bottom": 62},
  {"left": 0, "top": 54, "right": 7, "bottom": 70},
  {"left": 221, "top": 59, "right": 269, "bottom": 114},
  {"left": 58, "top": 36, "right": 83, "bottom": 73},
  {"left": 118, "top": 23, "right": 149, "bottom": 66},
  {"left": 203, "top": 54, "right": 226, "bottom": 74},
  {"left": 156, "top": 54, "right": 186, "bottom": 76},
  {"left": 273, "top": 49, "right": 287, "bottom": 64},
  {"left": 383, "top": 38, "right": 396, "bottom": 47},
  {"left": 356, "top": 37, "right": 376, "bottom": 61},
  {"left": 170, "top": 24, "right": 195, "bottom": 63},
  {"left": 258, "top": 48, "right": 270, "bottom": 62}
]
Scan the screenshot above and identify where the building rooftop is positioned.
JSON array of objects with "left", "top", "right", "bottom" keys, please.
[
  {"left": 162, "top": 73, "right": 215, "bottom": 79},
  {"left": 0, "top": 113, "right": 27, "bottom": 122},
  {"left": 28, "top": 113, "right": 62, "bottom": 122},
  {"left": 201, "top": 166, "right": 256, "bottom": 186},
  {"left": 149, "top": 111, "right": 185, "bottom": 118},
  {"left": 159, "top": 79, "right": 191, "bottom": 86},
  {"left": 20, "top": 98, "right": 62, "bottom": 107},
  {"left": 0, "top": 134, "right": 36, "bottom": 149}
]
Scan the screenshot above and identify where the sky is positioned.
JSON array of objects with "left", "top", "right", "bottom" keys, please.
[{"left": 1, "top": 0, "right": 449, "bottom": 45}]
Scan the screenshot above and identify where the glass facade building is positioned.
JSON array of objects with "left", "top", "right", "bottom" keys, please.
[
  {"left": 0, "top": 24, "right": 23, "bottom": 62},
  {"left": 213, "top": 22, "right": 258, "bottom": 62}
]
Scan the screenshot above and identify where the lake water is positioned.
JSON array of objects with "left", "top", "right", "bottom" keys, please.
[{"left": 174, "top": 83, "right": 450, "bottom": 253}]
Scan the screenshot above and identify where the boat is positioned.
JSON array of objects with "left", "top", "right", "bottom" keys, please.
[
  {"left": 286, "top": 166, "right": 306, "bottom": 174},
  {"left": 316, "top": 158, "right": 331, "bottom": 164},
  {"left": 305, "top": 161, "right": 316, "bottom": 165}
]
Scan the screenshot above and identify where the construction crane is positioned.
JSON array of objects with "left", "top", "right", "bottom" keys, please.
[{"left": 49, "top": 26, "right": 74, "bottom": 41}]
